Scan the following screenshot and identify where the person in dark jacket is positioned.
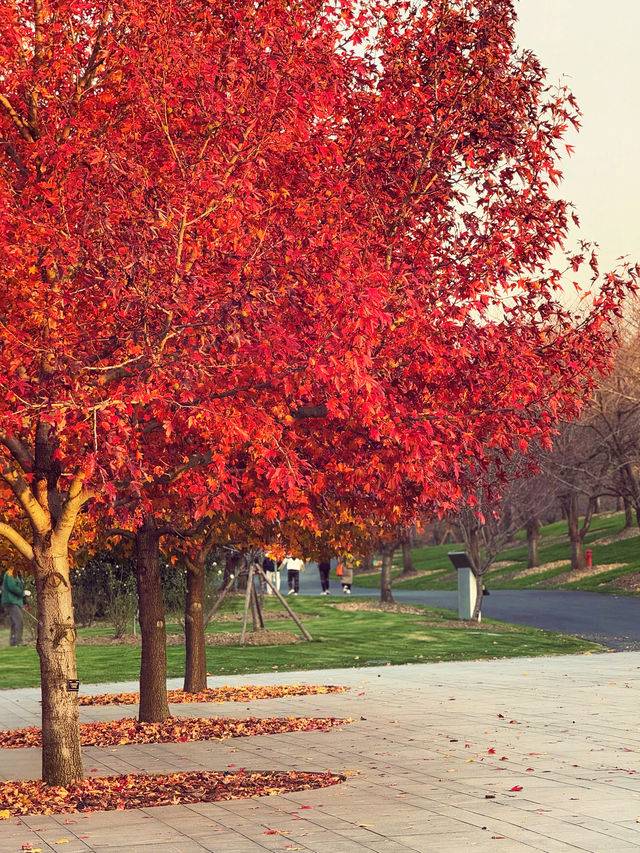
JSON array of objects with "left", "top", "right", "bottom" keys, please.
[
  {"left": 2, "top": 568, "right": 26, "bottom": 646},
  {"left": 318, "top": 559, "right": 331, "bottom": 595}
]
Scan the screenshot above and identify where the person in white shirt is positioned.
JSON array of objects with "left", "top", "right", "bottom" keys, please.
[{"left": 282, "top": 556, "right": 304, "bottom": 595}]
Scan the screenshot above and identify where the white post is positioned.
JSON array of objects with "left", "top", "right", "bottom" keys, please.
[{"left": 457, "top": 566, "right": 479, "bottom": 621}]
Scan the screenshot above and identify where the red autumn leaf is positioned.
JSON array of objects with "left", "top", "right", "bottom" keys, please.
[
  {"left": 0, "top": 771, "right": 344, "bottom": 817},
  {"left": 78, "top": 684, "right": 348, "bottom": 707},
  {"left": 510, "top": 786, "right": 523, "bottom": 792},
  {"left": 0, "top": 716, "right": 351, "bottom": 750}
]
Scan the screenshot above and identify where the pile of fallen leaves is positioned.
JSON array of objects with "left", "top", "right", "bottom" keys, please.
[
  {"left": 0, "top": 769, "right": 344, "bottom": 817},
  {"left": 78, "top": 683, "right": 347, "bottom": 706},
  {"left": 333, "top": 601, "right": 426, "bottom": 614},
  {"left": 0, "top": 715, "right": 350, "bottom": 749}
]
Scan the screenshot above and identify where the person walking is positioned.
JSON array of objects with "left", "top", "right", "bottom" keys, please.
[
  {"left": 340, "top": 557, "right": 354, "bottom": 595},
  {"left": 262, "top": 554, "right": 281, "bottom": 595},
  {"left": 282, "top": 555, "right": 304, "bottom": 595},
  {"left": 318, "top": 559, "right": 331, "bottom": 595},
  {"left": 1, "top": 568, "right": 27, "bottom": 646}
]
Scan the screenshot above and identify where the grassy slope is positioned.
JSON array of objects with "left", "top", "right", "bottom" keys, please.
[
  {"left": 355, "top": 511, "right": 640, "bottom": 593},
  {"left": 0, "top": 597, "right": 601, "bottom": 689}
]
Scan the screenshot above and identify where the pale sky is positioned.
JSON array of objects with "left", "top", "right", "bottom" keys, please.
[{"left": 515, "top": 0, "right": 640, "bottom": 280}]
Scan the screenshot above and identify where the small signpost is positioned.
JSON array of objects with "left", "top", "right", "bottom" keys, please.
[{"left": 448, "top": 551, "right": 479, "bottom": 621}]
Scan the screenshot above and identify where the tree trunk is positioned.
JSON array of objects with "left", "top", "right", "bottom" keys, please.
[
  {"left": 561, "top": 492, "right": 595, "bottom": 572},
  {"left": 222, "top": 551, "right": 240, "bottom": 587},
  {"left": 623, "top": 496, "right": 634, "bottom": 529},
  {"left": 525, "top": 517, "right": 540, "bottom": 569},
  {"left": 395, "top": 538, "right": 418, "bottom": 579},
  {"left": 621, "top": 462, "right": 640, "bottom": 529},
  {"left": 0, "top": 422, "right": 89, "bottom": 785},
  {"left": 380, "top": 544, "right": 395, "bottom": 604},
  {"left": 34, "top": 535, "right": 84, "bottom": 786},
  {"left": 184, "top": 556, "right": 207, "bottom": 694},
  {"left": 464, "top": 524, "right": 483, "bottom": 623},
  {"left": 136, "top": 516, "right": 170, "bottom": 722},
  {"left": 401, "top": 539, "right": 415, "bottom": 573},
  {"left": 470, "top": 571, "right": 483, "bottom": 623}
]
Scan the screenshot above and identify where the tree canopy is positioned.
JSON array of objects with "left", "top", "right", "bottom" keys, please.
[{"left": 0, "top": 0, "right": 635, "bottom": 784}]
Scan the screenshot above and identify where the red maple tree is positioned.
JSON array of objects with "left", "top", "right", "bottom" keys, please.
[{"left": 0, "top": 0, "right": 634, "bottom": 786}]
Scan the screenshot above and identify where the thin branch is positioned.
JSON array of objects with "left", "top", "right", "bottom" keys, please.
[
  {"left": 105, "top": 527, "right": 136, "bottom": 540},
  {"left": 1, "top": 462, "right": 50, "bottom": 534},
  {"left": 54, "top": 474, "right": 93, "bottom": 545},
  {"left": 0, "top": 138, "right": 29, "bottom": 177},
  {"left": 0, "top": 94, "right": 35, "bottom": 143},
  {"left": 0, "top": 434, "right": 34, "bottom": 474},
  {"left": 0, "top": 522, "right": 34, "bottom": 562}
]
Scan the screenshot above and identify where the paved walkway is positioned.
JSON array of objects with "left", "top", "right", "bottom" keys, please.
[{"left": 1, "top": 652, "right": 639, "bottom": 852}]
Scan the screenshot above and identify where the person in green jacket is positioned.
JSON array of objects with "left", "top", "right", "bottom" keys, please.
[{"left": 1, "top": 568, "right": 26, "bottom": 646}]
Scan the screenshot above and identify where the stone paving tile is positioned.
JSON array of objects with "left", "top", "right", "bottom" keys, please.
[
  {"left": 1, "top": 654, "right": 640, "bottom": 852},
  {"left": 90, "top": 845, "right": 212, "bottom": 852}
]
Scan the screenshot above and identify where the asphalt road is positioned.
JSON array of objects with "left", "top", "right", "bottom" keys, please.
[{"left": 293, "top": 568, "right": 640, "bottom": 651}]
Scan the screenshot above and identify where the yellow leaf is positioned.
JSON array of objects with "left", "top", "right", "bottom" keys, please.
[{"left": 0, "top": 809, "right": 9, "bottom": 820}]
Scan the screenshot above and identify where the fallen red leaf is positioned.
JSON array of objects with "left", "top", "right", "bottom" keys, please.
[
  {"left": 0, "top": 716, "right": 351, "bottom": 749},
  {"left": 78, "top": 684, "right": 347, "bottom": 707},
  {"left": 0, "top": 771, "right": 345, "bottom": 817},
  {"left": 509, "top": 785, "right": 523, "bottom": 792}
]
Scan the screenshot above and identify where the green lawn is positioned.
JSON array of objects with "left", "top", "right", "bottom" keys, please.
[
  {"left": 355, "top": 511, "right": 640, "bottom": 594},
  {"left": 0, "top": 596, "right": 602, "bottom": 689}
]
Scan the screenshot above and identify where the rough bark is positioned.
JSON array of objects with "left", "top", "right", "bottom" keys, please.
[
  {"left": 379, "top": 543, "right": 395, "bottom": 604},
  {"left": 184, "top": 556, "right": 207, "bottom": 694},
  {"left": 525, "top": 517, "right": 540, "bottom": 569},
  {"left": 34, "top": 534, "right": 83, "bottom": 786},
  {"left": 136, "top": 516, "right": 170, "bottom": 722},
  {"left": 0, "top": 425, "right": 88, "bottom": 786},
  {"left": 623, "top": 496, "right": 634, "bottom": 529}
]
